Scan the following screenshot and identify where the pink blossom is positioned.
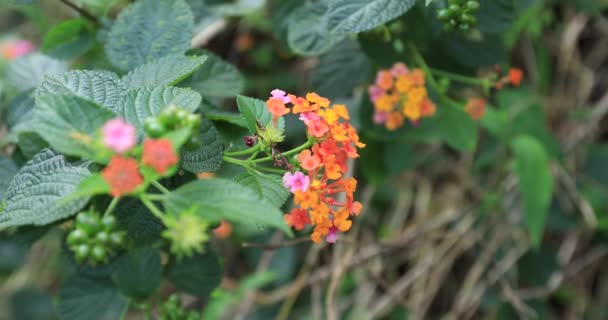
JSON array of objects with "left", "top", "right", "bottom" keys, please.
[
  {"left": 299, "top": 112, "right": 320, "bottom": 125},
  {"left": 368, "top": 85, "right": 383, "bottom": 103},
  {"left": 0, "top": 40, "right": 35, "bottom": 60},
  {"left": 390, "top": 62, "right": 409, "bottom": 77},
  {"left": 326, "top": 227, "right": 338, "bottom": 243},
  {"left": 102, "top": 118, "right": 136, "bottom": 153},
  {"left": 282, "top": 171, "right": 310, "bottom": 193},
  {"left": 373, "top": 111, "right": 389, "bottom": 124},
  {"left": 270, "top": 89, "right": 290, "bottom": 104}
]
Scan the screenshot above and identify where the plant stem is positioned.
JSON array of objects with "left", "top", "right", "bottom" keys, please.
[
  {"left": 140, "top": 195, "right": 164, "bottom": 219},
  {"left": 223, "top": 155, "right": 250, "bottom": 167},
  {"left": 224, "top": 144, "right": 260, "bottom": 157},
  {"left": 152, "top": 181, "right": 170, "bottom": 195},
  {"left": 145, "top": 193, "right": 165, "bottom": 201},
  {"left": 252, "top": 141, "right": 313, "bottom": 164},
  {"left": 103, "top": 197, "right": 120, "bottom": 217},
  {"left": 58, "top": 0, "right": 100, "bottom": 24},
  {"left": 429, "top": 68, "right": 488, "bottom": 86},
  {"left": 257, "top": 166, "right": 287, "bottom": 175}
]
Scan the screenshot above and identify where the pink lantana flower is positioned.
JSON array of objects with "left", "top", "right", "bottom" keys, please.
[
  {"left": 368, "top": 85, "right": 383, "bottom": 103},
  {"left": 390, "top": 62, "right": 409, "bottom": 77},
  {"left": 0, "top": 40, "right": 35, "bottom": 60},
  {"left": 102, "top": 118, "right": 136, "bottom": 153},
  {"left": 326, "top": 227, "right": 339, "bottom": 243},
  {"left": 271, "top": 89, "right": 290, "bottom": 104},
  {"left": 299, "top": 112, "right": 320, "bottom": 125},
  {"left": 282, "top": 171, "right": 310, "bottom": 194},
  {"left": 373, "top": 111, "right": 389, "bottom": 124}
]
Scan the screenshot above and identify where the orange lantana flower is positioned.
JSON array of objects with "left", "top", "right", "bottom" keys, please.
[
  {"left": 102, "top": 156, "right": 143, "bottom": 197},
  {"left": 142, "top": 139, "right": 179, "bottom": 174}
]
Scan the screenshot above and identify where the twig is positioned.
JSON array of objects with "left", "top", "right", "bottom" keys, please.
[
  {"left": 191, "top": 19, "right": 228, "bottom": 48},
  {"left": 58, "top": 0, "right": 99, "bottom": 25}
]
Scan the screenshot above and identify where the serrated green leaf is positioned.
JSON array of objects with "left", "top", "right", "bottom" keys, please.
[
  {"left": 105, "top": 0, "right": 194, "bottom": 71},
  {"left": 181, "top": 117, "right": 223, "bottom": 173},
  {"left": 476, "top": 0, "right": 518, "bottom": 34},
  {"left": 0, "top": 149, "right": 90, "bottom": 228},
  {"left": 312, "top": 39, "right": 370, "bottom": 99},
  {"left": 182, "top": 50, "right": 244, "bottom": 97},
  {"left": 115, "top": 86, "right": 201, "bottom": 131},
  {"left": 35, "top": 70, "right": 122, "bottom": 111},
  {"left": 166, "top": 251, "right": 222, "bottom": 297},
  {"left": 287, "top": 1, "right": 343, "bottom": 56},
  {"left": 57, "top": 273, "right": 129, "bottom": 320},
  {"left": 233, "top": 173, "right": 289, "bottom": 208},
  {"left": 511, "top": 135, "right": 553, "bottom": 247},
  {"left": 15, "top": 132, "right": 49, "bottom": 160},
  {"left": 42, "top": 18, "right": 96, "bottom": 60},
  {"left": 114, "top": 198, "right": 163, "bottom": 243},
  {"left": 33, "top": 94, "right": 115, "bottom": 159},
  {"left": 7, "top": 53, "right": 68, "bottom": 91},
  {"left": 236, "top": 95, "right": 284, "bottom": 134},
  {"left": 325, "top": 0, "right": 416, "bottom": 34},
  {"left": 163, "top": 178, "right": 292, "bottom": 235},
  {"left": 437, "top": 104, "right": 478, "bottom": 151},
  {"left": 111, "top": 247, "right": 162, "bottom": 299},
  {"left": 121, "top": 54, "right": 207, "bottom": 90},
  {"left": 0, "top": 156, "right": 18, "bottom": 201},
  {"left": 204, "top": 110, "right": 248, "bottom": 128}
]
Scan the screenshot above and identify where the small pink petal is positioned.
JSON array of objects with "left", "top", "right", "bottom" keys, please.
[
  {"left": 102, "top": 118, "right": 136, "bottom": 153},
  {"left": 326, "top": 227, "right": 338, "bottom": 243},
  {"left": 271, "top": 89, "right": 290, "bottom": 104}
]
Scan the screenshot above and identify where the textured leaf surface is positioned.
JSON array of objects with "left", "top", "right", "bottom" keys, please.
[
  {"left": 312, "top": 40, "right": 370, "bottom": 99},
  {"left": 166, "top": 251, "right": 222, "bottom": 297},
  {"left": 36, "top": 70, "right": 122, "bottom": 111},
  {"left": 42, "top": 18, "right": 96, "bottom": 60},
  {"left": 182, "top": 51, "right": 244, "bottom": 97},
  {"left": 0, "top": 149, "right": 90, "bottom": 228},
  {"left": 287, "top": 1, "right": 343, "bottom": 56},
  {"left": 325, "top": 0, "right": 416, "bottom": 34},
  {"left": 0, "top": 156, "right": 18, "bottom": 201},
  {"left": 236, "top": 95, "right": 284, "bottom": 134},
  {"left": 7, "top": 90, "right": 35, "bottom": 142},
  {"left": 121, "top": 54, "right": 206, "bottom": 90},
  {"left": 511, "top": 135, "right": 553, "bottom": 246},
  {"left": 114, "top": 198, "right": 163, "bottom": 243},
  {"left": 181, "top": 117, "right": 223, "bottom": 173},
  {"left": 233, "top": 173, "right": 289, "bottom": 208},
  {"left": 116, "top": 86, "right": 201, "bottom": 131},
  {"left": 106, "top": 0, "right": 194, "bottom": 70},
  {"left": 163, "top": 179, "right": 292, "bottom": 235},
  {"left": 33, "top": 95, "right": 115, "bottom": 159},
  {"left": 112, "top": 247, "right": 162, "bottom": 299},
  {"left": 7, "top": 53, "right": 68, "bottom": 91},
  {"left": 57, "top": 273, "right": 129, "bottom": 320}
]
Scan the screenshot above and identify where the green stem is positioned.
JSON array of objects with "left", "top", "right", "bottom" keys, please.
[
  {"left": 152, "top": 181, "right": 170, "bottom": 195},
  {"left": 103, "top": 197, "right": 120, "bottom": 217},
  {"left": 224, "top": 144, "right": 260, "bottom": 157},
  {"left": 140, "top": 195, "right": 164, "bottom": 219},
  {"left": 257, "top": 166, "right": 287, "bottom": 175},
  {"left": 247, "top": 150, "right": 261, "bottom": 161},
  {"left": 429, "top": 68, "right": 488, "bottom": 86},
  {"left": 145, "top": 193, "right": 165, "bottom": 201},
  {"left": 223, "top": 155, "right": 250, "bottom": 167},
  {"left": 252, "top": 141, "right": 313, "bottom": 164}
]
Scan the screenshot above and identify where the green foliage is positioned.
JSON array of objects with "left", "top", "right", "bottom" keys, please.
[
  {"left": 111, "top": 247, "right": 162, "bottom": 299},
  {"left": 181, "top": 117, "right": 224, "bottom": 173},
  {"left": 57, "top": 273, "right": 129, "bottom": 320},
  {"left": 166, "top": 251, "right": 222, "bottom": 297},
  {"left": 42, "top": 18, "right": 96, "bottom": 60},
  {"left": 511, "top": 135, "right": 553, "bottom": 246},
  {"left": 106, "top": 0, "right": 194, "bottom": 70},
  {"left": 0, "top": 156, "right": 18, "bottom": 200},
  {"left": 236, "top": 95, "right": 285, "bottom": 134},
  {"left": 163, "top": 179, "right": 292, "bottom": 235},
  {"left": 233, "top": 173, "right": 289, "bottom": 208},
  {"left": 181, "top": 50, "right": 245, "bottom": 97},
  {"left": 325, "top": 0, "right": 417, "bottom": 34},
  {"left": 437, "top": 104, "right": 478, "bottom": 151},
  {"left": 287, "top": 1, "right": 344, "bottom": 56},
  {"left": 121, "top": 54, "right": 207, "bottom": 90},
  {"left": 0, "top": 149, "right": 90, "bottom": 228},
  {"left": 10, "top": 288, "right": 55, "bottom": 320},
  {"left": 7, "top": 53, "right": 67, "bottom": 91}
]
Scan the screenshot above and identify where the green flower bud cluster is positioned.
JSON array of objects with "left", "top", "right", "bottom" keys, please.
[
  {"left": 143, "top": 105, "right": 202, "bottom": 150},
  {"left": 67, "top": 211, "right": 125, "bottom": 265},
  {"left": 159, "top": 295, "right": 201, "bottom": 320},
  {"left": 437, "top": 0, "right": 480, "bottom": 32}
]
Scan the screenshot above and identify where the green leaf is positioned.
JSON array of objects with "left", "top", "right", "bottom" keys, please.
[
  {"left": 7, "top": 90, "right": 35, "bottom": 131},
  {"left": 441, "top": 35, "right": 507, "bottom": 68},
  {"left": 181, "top": 117, "right": 223, "bottom": 173},
  {"left": 437, "top": 104, "right": 478, "bottom": 151},
  {"left": 325, "top": 0, "right": 416, "bottom": 34},
  {"left": 42, "top": 18, "right": 96, "bottom": 60},
  {"left": 69, "top": 174, "right": 110, "bottom": 200},
  {"left": 0, "top": 156, "right": 18, "bottom": 201},
  {"left": 57, "top": 273, "right": 129, "bottom": 320},
  {"left": 287, "top": 1, "right": 343, "bottom": 56},
  {"left": 312, "top": 39, "right": 370, "bottom": 99},
  {"left": 236, "top": 95, "right": 284, "bottom": 134},
  {"left": 33, "top": 94, "right": 115, "bottom": 159},
  {"left": 116, "top": 86, "right": 202, "bottom": 131},
  {"left": 105, "top": 0, "right": 194, "bottom": 71},
  {"left": 111, "top": 247, "right": 162, "bottom": 299},
  {"left": 182, "top": 50, "right": 245, "bottom": 97},
  {"left": 166, "top": 251, "right": 222, "bottom": 297},
  {"left": 7, "top": 53, "right": 68, "bottom": 91},
  {"left": 35, "top": 70, "right": 122, "bottom": 111},
  {"left": 511, "top": 135, "right": 554, "bottom": 247},
  {"left": 10, "top": 288, "right": 55, "bottom": 320},
  {"left": 15, "top": 132, "right": 50, "bottom": 160},
  {"left": 476, "top": 0, "right": 518, "bottom": 34},
  {"left": 163, "top": 178, "right": 292, "bottom": 235},
  {"left": 234, "top": 173, "right": 289, "bottom": 208},
  {"left": 114, "top": 198, "right": 163, "bottom": 243},
  {"left": 121, "top": 54, "right": 207, "bottom": 90},
  {"left": 0, "top": 149, "right": 90, "bottom": 228}
]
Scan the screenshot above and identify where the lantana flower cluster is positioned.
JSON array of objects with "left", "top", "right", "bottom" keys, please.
[
  {"left": 369, "top": 63, "right": 437, "bottom": 130},
  {"left": 266, "top": 90, "right": 365, "bottom": 243}
]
